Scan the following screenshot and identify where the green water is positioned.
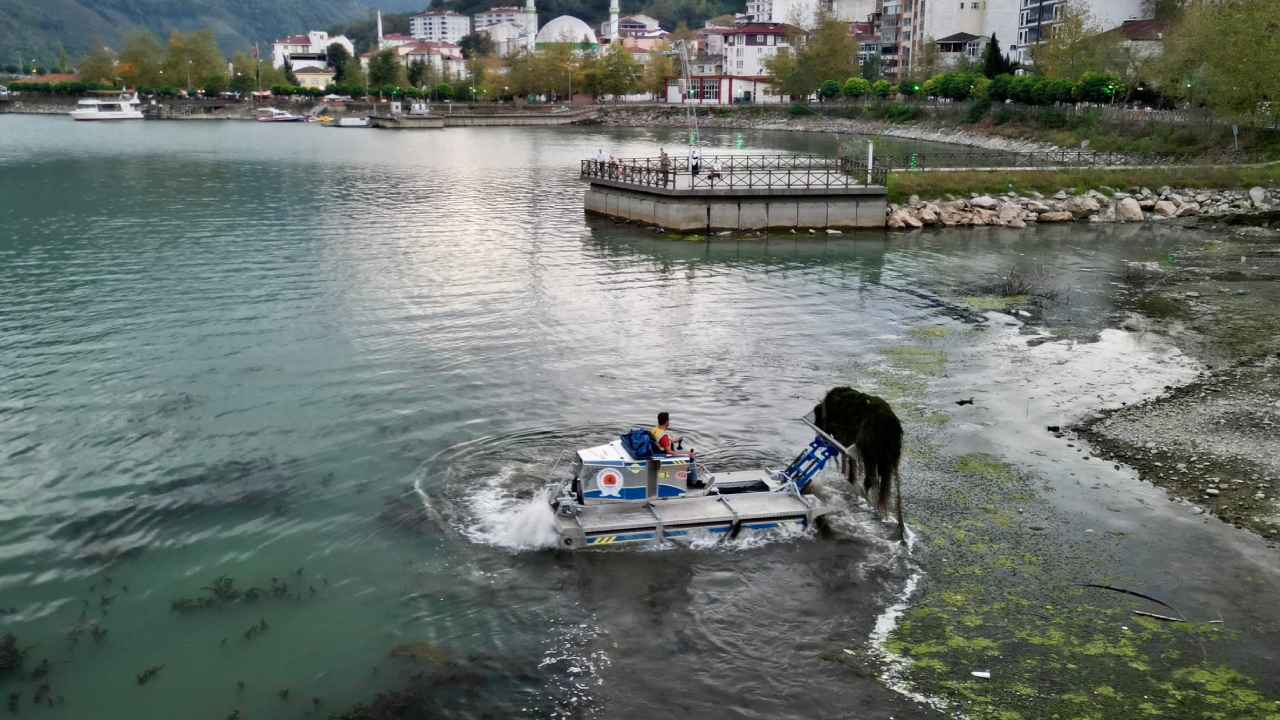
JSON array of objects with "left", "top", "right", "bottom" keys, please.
[{"left": 2, "top": 116, "right": 1277, "bottom": 720}]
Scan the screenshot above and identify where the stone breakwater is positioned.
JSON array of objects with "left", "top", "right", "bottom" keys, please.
[
  {"left": 886, "top": 185, "right": 1278, "bottom": 229},
  {"left": 597, "top": 106, "right": 1058, "bottom": 154}
]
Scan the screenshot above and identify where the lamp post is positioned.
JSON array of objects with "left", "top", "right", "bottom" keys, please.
[{"left": 186, "top": 59, "right": 192, "bottom": 93}]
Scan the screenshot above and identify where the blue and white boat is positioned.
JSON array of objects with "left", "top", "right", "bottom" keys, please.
[{"left": 550, "top": 418, "right": 852, "bottom": 549}]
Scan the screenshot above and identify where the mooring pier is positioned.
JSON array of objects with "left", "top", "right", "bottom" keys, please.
[{"left": 581, "top": 154, "right": 889, "bottom": 232}]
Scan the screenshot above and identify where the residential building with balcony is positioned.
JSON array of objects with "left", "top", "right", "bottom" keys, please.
[
  {"left": 1014, "top": 0, "right": 1144, "bottom": 64},
  {"left": 271, "top": 31, "right": 355, "bottom": 69},
  {"left": 410, "top": 10, "right": 474, "bottom": 44},
  {"left": 667, "top": 23, "right": 799, "bottom": 105}
]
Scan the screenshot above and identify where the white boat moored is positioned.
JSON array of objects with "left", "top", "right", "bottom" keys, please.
[{"left": 69, "top": 92, "right": 144, "bottom": 121}]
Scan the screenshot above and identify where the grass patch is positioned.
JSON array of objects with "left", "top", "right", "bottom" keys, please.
[
  {"left": 886, "top": 164, "right": 1280, "bottom": 203},
  {"left": 909, "top": 325, "right": 951, "bottom": 340},
  {"left": 881, "top": 346, "right": 947, "bottom": 376},
  {"left": 963, "top": 295, "right": 1027, "bottom": 311}
]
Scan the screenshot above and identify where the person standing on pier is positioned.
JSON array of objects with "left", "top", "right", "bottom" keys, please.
[
  {"left": 659, "top": 148, "right": 671, "bottom": 186},
  {"left": 690, "top": 147, "right": 701, "bottom": 177}
]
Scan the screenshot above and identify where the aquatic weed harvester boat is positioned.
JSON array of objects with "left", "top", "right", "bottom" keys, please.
[{"left": 549, "top": 414, "right": 879, "bottom": 549}]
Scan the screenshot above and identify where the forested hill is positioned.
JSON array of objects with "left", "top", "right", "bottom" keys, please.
[{"left": 0, "top": 0, "right": 423, "bottom": 66}]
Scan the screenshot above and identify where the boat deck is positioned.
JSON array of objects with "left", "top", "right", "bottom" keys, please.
[{"left": 564, "top": 491, "right": 818, "bottom": 536}]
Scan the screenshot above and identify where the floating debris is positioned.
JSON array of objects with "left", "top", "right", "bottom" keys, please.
[
  {"left": 136, "top": 665, "right": 164, "bottom": 686},
  {"left": 242, "top": 618, "right": 269, "bottom": 642},
  {"left": 278, "top": 688, "right": 290, "bottom": 701}
]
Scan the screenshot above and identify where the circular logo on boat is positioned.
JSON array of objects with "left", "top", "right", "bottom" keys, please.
[{"left": 596, "top": 468, "right": 624, "bottom": 497}]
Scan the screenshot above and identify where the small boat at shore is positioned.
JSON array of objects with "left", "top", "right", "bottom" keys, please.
[
  {"left": 256, "top": 108, "right": 306, "bottom": 123},
  {"left": 334, "top": 117, "right": 370, "bottom": 128},
  {"left": 70, "top": 92, "right": 144, "bottom": 121}
]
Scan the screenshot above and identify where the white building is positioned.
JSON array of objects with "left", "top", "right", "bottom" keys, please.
[
  {"left": 745, "top": 0, "right": 822, "bottom": 29},
  {"left": 403, "top": 42, "right": 469, "bottom": 80},
  {"left": 1013, "top": 0, "right": 1144, "bottom": 63},
  {"left": 668, "top": 23, "right": 798, "bottom": 105},
  {"left": 832, "top": 0, "right": 876, "bottom": 21},
  {"left": 535, "top": 15, "right": 600, "bottom": 46},
  {"left": 410, "top": 10, "right": 474, "bottom": 44},
  {"left": 479, "top": 21, "right": 534, "bottom": 56},
  {"left": 271, "top": 31, "right": 355, "bottom": 69},
  {"left": 475, "top": 6, "right": 527, "bottom": 30}
]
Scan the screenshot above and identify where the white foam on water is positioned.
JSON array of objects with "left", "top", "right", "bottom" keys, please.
[
  {"left": 417, "top": 466, "right": 560, "bottom": 551},
  {"left": 866, "top": 526, "right": 947, "bottom": 711}
]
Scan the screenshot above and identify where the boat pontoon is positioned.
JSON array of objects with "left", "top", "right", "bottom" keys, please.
[{"left": 550, "top": 418, "right": 856, "bottom": 549}]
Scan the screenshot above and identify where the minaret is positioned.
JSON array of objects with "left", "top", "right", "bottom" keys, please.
[
  {"left": 524, "top": 0, "right": 537, "bottom": 52},
  {"left": 376, "top": 10, "right": 384, "bottom": 49},
  {"left": 608, "top": 0, "right": 619, "bottom": 41}
]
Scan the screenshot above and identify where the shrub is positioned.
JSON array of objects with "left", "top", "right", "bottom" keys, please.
[
  {"left": 819, "top": 79, "right": 842, "bottom": 100},
  {"left": 1075, "top": 72, "right": 1124, "bottom": 103},
  {"left": 883, "top": 103, "right": 921, "bottom": 121},
  {"left": 872, "top": 79, "right": 893, "bottom": 98},
  {"left": 972, "top": 77, "right": 993, "bottom": 101},
  {"left": 898, "top": 79, "right": 920, "bottom": 97},
  {"left": 921, "top": 77, "right": 940, "bottom": 98},
  {"left": 988, "top": 74, "right": 1014, "bottom": 102},
  {"left": 842, "top": 76, "right": 870, "bottom": 98},
  {"left": 432, "top": 83, "right": 453, "bottom": 100},
  {"left": 965, "top": 98, "right": 992, "bottom": 123},
  {"left": 934, "top": 71, "right": 980, "bottom": 101}
]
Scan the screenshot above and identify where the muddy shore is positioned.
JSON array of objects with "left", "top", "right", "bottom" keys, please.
[{"left": 1075, "top": 214, "right": 1280, "bottom": 543}]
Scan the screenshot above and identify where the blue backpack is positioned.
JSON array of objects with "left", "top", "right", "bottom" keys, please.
[{"left": 621, "top": 427, "right": 656, "bottom": 460}]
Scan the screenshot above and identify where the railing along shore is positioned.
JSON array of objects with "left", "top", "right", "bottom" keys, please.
[{"left": 580, "top": 154, "right": 889, "bottom": 191}]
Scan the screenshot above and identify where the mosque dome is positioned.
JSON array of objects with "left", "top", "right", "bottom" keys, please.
[{"left": 536, "top": 15, "right": 599, "bottom": 45}]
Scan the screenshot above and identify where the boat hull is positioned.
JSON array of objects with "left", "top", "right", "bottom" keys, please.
[
  {"left": 555, "top": 487, "right": 826, "bottom": 549},
  {"left": 70, "top": 112, "right": 144, "bottom": 121}
]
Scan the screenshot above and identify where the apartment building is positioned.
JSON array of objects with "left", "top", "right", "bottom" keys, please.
[{"left": 410, "top": 10, "right": 474, "bottom": 44}]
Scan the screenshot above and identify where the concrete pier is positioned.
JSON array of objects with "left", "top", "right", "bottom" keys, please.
[{"left": 582, "top": 155, "right": 888, "bottom": 232}]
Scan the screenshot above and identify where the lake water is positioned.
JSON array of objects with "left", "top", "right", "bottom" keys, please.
[{"left": 1, "top": 115, "right": 1275, "bottom": 719}]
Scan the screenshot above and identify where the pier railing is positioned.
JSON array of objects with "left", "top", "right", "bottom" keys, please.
[{"left": 580, "top": 154, "right": 888, "bottom": 191}]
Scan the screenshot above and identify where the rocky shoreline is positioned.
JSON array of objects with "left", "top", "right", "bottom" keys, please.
[{"left": 886, "top": 185, "right": 1277, "bottom": 229}]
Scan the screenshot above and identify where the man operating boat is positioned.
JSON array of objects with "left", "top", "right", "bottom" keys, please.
[{"left": 650, "top": 412, "right": 692, "bottom": 457}]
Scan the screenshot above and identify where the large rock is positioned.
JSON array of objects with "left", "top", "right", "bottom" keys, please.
[
  {"left": 887, "top": 209, "right": 922, "bottom": 229},
  {"left": 1025, "top": 200, "right": 1053, "bottom": 213},
  {"left": 1250, "top": 186, "right": 1269, "bottom": 207},
  {"left": 1039, "top": 211, "right": 1075, "bottom": 223},
  {"left": 1176, "top": 202, "right": 1201, "bottom": 217},
  {"left": 1066, "top": 196, "right": 1102, "bottom": 218},
  {"left": 1153, "top": 200, "right": 1178, "bottom": 218},
  {"left": 1116, "top": 197, "right": 1144, "bottom": 222},
  {"left": 918, "top": 205, "right": 940, "bottom": 225},
  {"left": 997, "top": 204, "right": 1022, "bottom": 224},
  {"left": 1138, "top": 198, "right": 1157, "bottom": 210},
  {"left": 970, "top": 195, "right": 1000, "bottom": 210}
]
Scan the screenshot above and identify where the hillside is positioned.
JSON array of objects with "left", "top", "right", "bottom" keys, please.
[{"left": 0, "top": 0, "right": 424, "bottom": 66}]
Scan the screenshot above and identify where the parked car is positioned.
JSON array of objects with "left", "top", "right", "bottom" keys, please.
[{"left": 0, "top": 85, "right": 10, "bottom": 97}]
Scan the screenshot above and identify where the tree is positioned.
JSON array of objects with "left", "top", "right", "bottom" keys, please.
[
  {"left": 981, "top": 33, "right": 1010, "bottom": 78},
  {"left": 599, "top": 43, "right": 642, "bottom": 98},
  {"left": 643, "top": 42, "right": 678, "bottom": 98},
  {"left": 368, "top": 49, "right": 403, "bottom": 87},
  {"left": 1029, "top": 1, "right": 1109, "bottom": 79},
  {"left": 842, "top": 76, "right": 870, "bottom": 98},
  {"left": 458, "top": 32, "right": 495, "bottom": 59},
  {"left": 871, "top": 79, "right": 892, "bottom": 98},
  {"left": 163, "top": 30, "right": 226, "bottom": 91},
  {"left": 327, "top": 43, "right": 352, "bottom": 81},
  {"left": 78, "top": 44, "right": 118, "bottom": 85},
  {"left": 860, "top": 53, "right": 881, "bottom": 81},
  {"left": 119, "top": 30, "right": 165, "bottom": 88},
  {"left": 1158, "top": 0, "right": 1280, "bottom": 122},
  {"left": 764, "top": 15, "right": 857, "bottom": 102},
  {"left": 898, "top": 78, "right": 920, "bottom": 97},
  {"left": 407, "top": 59, "right": 428, "bottom": 88},
  {"left": 912, "top": 35, "right": 941, "bottom": 79}
]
